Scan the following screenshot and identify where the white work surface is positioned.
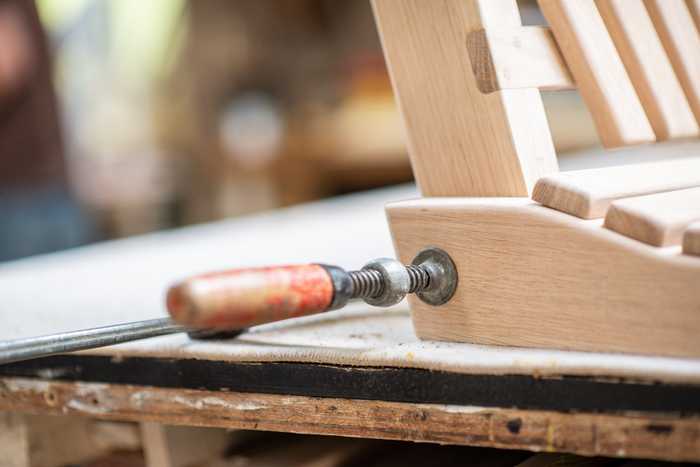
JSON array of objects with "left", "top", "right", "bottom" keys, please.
[{"left": 1, "top": 183, "right": 700, "bottom": 384}]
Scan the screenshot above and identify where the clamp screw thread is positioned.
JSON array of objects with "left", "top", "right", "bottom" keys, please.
[
  {"left": 406, "top": 264, "right": 431, "bottom": 293},
  {"left": 349, "top": 264, "right": 430, "bottom": 300},
  {"left": 349, "top": 269, "right": 384, "bottom": 299}
]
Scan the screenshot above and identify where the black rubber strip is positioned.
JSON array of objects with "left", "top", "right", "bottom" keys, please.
[{"left": 1, "top": 355, "right": 698, "bottom": 414}]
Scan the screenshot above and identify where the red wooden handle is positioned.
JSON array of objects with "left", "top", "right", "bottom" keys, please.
[{"left": 166, "top": 264, "right": 334, "bottom": 329}]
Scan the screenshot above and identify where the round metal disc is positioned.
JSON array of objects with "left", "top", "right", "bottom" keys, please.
[{"left": 411, "top": 247, "right": 458, "bottom": 306}]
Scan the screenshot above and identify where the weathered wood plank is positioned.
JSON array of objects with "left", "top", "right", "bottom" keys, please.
[{"left": 1, "top": 378, "right": 699, "bottom": 462}]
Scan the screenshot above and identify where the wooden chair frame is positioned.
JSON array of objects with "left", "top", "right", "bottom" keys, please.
[{"left": 373, "top": 0, "right": 700, "bottom": 358}]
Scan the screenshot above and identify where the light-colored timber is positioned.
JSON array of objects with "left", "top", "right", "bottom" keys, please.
[
  {"left": 645, "top": 0, "right": 700, "bottom": 123},
  {"left": 604, "top": 187, "right": 700, "bottom": 246},
  {"left": 538, "top": 0, "right": 655, "bottom": 148},
  {"left": 0, "top": 413, "right": 29, "bottom": 467},
  {"left": 532, "top": 158, "right": 700, "bottom": 219},
  {"left": 595, "top": 0, "right": 699, "bottom": 140},
  {"left": 371, "top": 0, "right": 558, "bottom": 196},
  {"left": 689, "top": 0, "right": 700, "bottom": 28},
  {"left": 466, "top": 27, "right": 574, "bottom": 93},
  {"left": 0, "top": 412, "right": 141, "bottom": 467},
  {"left": 2, "top": 378, "right": 700, "bottom": 462},
  {"left": 685, "top": 222, "right": 700, "bottom": 256},
  {"left": 388, "top": 198, "right": 700, "bottom": 358},
  {"left": 140, "top": 422, "right": 230, "bottom": 467}
]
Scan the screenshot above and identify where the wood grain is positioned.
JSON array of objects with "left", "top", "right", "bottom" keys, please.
[
  {"left": 645, "top": 0, "right": 700, "bottom": 124},
  {"left": 689, "top": 0, "right": 700, "bottom": 28},
  {"left": 140, "top": 422, "right": 230, "bottom": 467},
  {"left": 532, "top": 158, "right": 700, "bottom": 219},
  {"left": 0, "top": 413, "right": 28, "bottom": 467},
  {"left": 604, "top": 187, "right": 700, "bottom": 246},
  {"left": 2, "top": 378, "right": 700, "bottom": 462},
  {"left": 372, "top": 0, "right": 558, "bottom": 197},
  {"left": 595, "top": 0, "right": 699, "bottom": 140},
  {"left": 388, "top": 198, "right": 700, "bottom": 358},
  {"left": 466, "top": 27, "right": 574, "bottom": 93},
  {"left": 538, "top": 0, "right": 655, "bottom": 148},
  {"left": 0, "top": 412, "right": 141, "bottom": 467},
  {"left": 684, "top": 222, "right": 700, "bottom": 256}
]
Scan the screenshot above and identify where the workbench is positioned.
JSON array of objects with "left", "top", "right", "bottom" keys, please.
[{"left": 1, "top": 183, "right": 699, "bottom": 464}]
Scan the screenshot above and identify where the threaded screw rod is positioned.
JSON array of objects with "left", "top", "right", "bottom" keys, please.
[
  {"left": 406, "top": 264, "right": 431, "bottom": 293},
  {"left": 348, "top": 265, "right": 430, "bottom": 300},
  {"left": 348, "top": 268, "right": 384, "bottom": 299}
]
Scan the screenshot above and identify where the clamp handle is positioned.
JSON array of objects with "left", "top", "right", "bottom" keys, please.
[{"left": 166, "top": 265, "right": 335, "bottom": 329}]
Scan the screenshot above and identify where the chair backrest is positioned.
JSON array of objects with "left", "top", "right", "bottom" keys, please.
[{"left": 372, "top": 0, "right": 700, "bottom": 197}]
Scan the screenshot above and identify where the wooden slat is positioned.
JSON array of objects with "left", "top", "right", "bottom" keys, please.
[
  {"left": 684, "top": 222, "right": 700, "bottom": 256},
  {"left": 689, "top": 0, "right": 700, "bottom": 28},
  {"left": 372, "top": 0, "right": 558, "bottom": 197},
  {"left": 645, "top": 0, "right": 700, "bottom": 124},
  {"left": 532, "top": 158, "right": 700, "bottom": 219},
  {"left": 604, "top": 187, "right": 700, "bottom": 246},
  {"left": 466, "top": 27, "right": 574, "bottom": 93},
  {"left": 538, "top": 0, "right": 655, "bottom": 148},
  {"left": 596, "top": 0, "right": 699, "bottom": 140}
]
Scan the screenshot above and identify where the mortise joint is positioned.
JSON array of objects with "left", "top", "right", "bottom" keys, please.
[{"left": 466, "top": 27, "right": 574, "bottom": 94}]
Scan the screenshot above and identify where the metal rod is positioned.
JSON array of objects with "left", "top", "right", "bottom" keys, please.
[{"left": 0, "top": 318, "right": 186, "bottom": 365}]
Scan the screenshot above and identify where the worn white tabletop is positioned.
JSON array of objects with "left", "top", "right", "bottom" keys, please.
[{"left": 1, "top": 182, "right": 699, "bottom": 384}]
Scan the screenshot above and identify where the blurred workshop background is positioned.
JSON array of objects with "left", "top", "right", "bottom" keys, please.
[{"left": 0, "top": 0, "right": 598, "bottom": 262}]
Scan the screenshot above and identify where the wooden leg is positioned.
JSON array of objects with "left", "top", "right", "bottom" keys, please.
[
  {"left": 0, "top": 413, "right": 30, "bottom": 467},
  {"left": 140, "top": 422, "right": 231, "bottom": 467},
  {"left": 0, "top": 412, "right": 141, "bottom": 467}
]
